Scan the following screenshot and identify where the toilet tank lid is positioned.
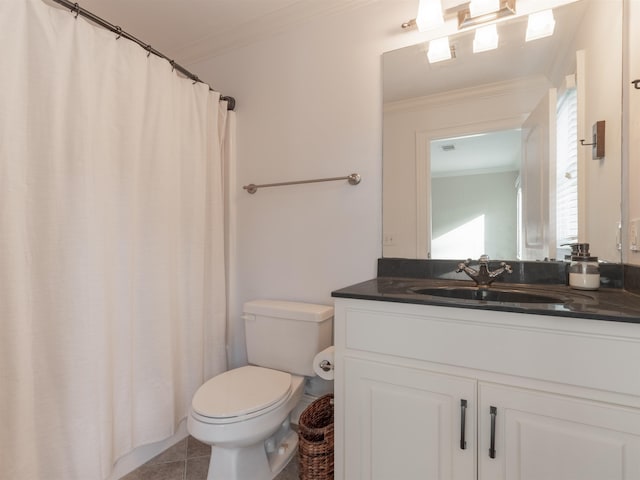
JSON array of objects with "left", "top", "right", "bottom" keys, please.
[{"left": 243, "top": 300, "right": 333, "bottom": 322}]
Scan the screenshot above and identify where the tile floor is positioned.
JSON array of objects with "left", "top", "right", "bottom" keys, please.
[{"left": 120, "top": 435, "right": 300, "bottom": 480}]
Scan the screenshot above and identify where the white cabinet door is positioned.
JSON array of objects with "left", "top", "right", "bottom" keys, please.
[
  {"left": 478, "top": 383, "right": 640, "bottom": 480},
  {"left": 343, "top": 357, "right": 476, "bottom": 480}
]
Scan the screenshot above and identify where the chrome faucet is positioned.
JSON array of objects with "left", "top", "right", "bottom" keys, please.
[{"left": 456, "top": 255, "right": 512, "bottom": 287}]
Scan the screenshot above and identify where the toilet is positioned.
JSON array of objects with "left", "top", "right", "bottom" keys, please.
[{"left": 187, "top": 299, "right": 333, "bottom": 480}]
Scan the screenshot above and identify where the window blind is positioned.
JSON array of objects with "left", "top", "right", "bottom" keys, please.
[{"left": 556, "top": 87, "right": 578, "bottom": 247}]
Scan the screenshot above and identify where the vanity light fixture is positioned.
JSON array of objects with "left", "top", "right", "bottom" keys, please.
[
  {"left": 525, "top": 9, "right": 556, "bottom": 41},
  {"left": 416, "top": 0, "right": 445, "bottom": 32},
  {"left": 403, "top": 0, "right": 581, "bottom": 35},
  {"left": 402, "top": 0, "right": 575, "bottom": 62},
  {"left": 473, "top": 24, "right": 499, "bottom": 52},
  {"left": 427, "top": 36, "right": 453, "bottom": 63}
]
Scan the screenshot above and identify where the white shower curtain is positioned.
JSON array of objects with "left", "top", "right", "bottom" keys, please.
[{"left": 0, "top": 1, "right": 231, "bottom": 478}]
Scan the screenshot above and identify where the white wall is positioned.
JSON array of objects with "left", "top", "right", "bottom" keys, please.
[
  {"left": 192, "top": 1, "right": 424, "bottom": 367},
  {"left": 432, "top": 171, "right": 519, "bottom": 260}
]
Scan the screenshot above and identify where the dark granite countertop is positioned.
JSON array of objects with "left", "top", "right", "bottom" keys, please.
[
  {"left": 332, "top": 258, "right": 640, "bottom": 323},
  {"left": 332, "top": 259, "right": 640, "bottom": 323},
  {"left": 332, "top": 277, "right": 640, "bottom": 324}
]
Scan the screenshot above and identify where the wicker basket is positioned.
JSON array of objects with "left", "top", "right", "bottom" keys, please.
[{"left": 298, "top": 394, "right": 334, "bottom": 480}]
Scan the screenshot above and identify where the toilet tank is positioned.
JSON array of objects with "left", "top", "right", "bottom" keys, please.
[{"left": 243, "top": 300, "right": 333, "bottom": 376}]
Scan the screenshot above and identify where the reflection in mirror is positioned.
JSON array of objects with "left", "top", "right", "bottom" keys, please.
[
  {"left": 430, "top": 129, "right": 521, "bottom": 260},
  {"left": 382, "top": 0, "right": 622, "bottom": 263}
]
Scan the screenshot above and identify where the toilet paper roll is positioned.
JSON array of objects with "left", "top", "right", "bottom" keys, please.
[{"left": 313, "top": 346, "right": 335, "bottom": 380}]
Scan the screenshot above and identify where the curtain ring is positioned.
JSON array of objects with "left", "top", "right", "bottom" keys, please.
[
  {"left": 145, "top": 45, "right": 152, "bottom": 57},
  {"left": 192, "top": 75, "right": 200, "bottom": 85},
  {"left": 115, "top": 26, "right": 122, "bottom": 40},
  {"left": 72, "top": 3, "right": 80, "bottom": 18},
  {"left": 170, "top": 60, "right": 176, "bottom": 72}
]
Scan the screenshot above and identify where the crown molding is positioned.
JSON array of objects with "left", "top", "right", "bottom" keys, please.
[{"left": 383, "top": 75, "right": 551, "bottom": 114}]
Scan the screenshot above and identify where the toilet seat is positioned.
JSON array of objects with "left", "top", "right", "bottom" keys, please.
[{"left": 192, "top": 365, "right": 292, "bottom": 424}]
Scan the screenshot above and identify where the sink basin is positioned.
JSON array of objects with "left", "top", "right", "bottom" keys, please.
[{"left": 411, "top": 286, "right": 566, "bottom": 304}]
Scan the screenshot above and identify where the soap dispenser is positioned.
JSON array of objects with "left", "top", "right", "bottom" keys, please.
[{"left": 568, "top": 243, "right": 600, "bottom": 290}]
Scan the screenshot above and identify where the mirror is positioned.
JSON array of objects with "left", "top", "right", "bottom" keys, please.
[{"left": 382, "top": 0, "right": 623, "bottom": 263}]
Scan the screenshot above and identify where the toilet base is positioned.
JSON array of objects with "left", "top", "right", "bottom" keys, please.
[{"left": 207, "top": 427, "right": 298, "bottom": 480}]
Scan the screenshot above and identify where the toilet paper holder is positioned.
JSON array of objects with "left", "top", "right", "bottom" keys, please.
[{"left": 319, "top": 359, "right": 333, "bottom": 372}]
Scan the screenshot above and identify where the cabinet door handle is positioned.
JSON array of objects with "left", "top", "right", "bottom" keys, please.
[
  {"left": 489, "top": 406, "right": 497, "bottom": 459},
  {"left": 460, "top": 399, "right": 467, "bottom": 449}
]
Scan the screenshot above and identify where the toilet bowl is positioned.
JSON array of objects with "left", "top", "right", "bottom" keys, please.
[
  {"left": 187, "top": 300, "right": 334, "bottom": 480},
  {"left": 188, "top": 366, "right": 305, "bottom": 480}
]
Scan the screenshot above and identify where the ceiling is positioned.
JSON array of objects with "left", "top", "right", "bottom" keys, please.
[
  {"left": 431, "top": 129, "right": 523, "bottom": 177},
  {"left": 48, "top": 0, "right": 376, "bottom": 66}
]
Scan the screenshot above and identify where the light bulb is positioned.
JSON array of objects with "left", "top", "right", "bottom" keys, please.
[
  {"left": 526, "top": 9, "right": 556, "bottom": 41},
  {"left": 473, "top": 24, "right": 499, "bottom": 52},
  {"left": 416, "top": 0, "right": 444, "bottom": 32},
  {"left": 427, "top": 37, "right": 452, "bottom": 63}
]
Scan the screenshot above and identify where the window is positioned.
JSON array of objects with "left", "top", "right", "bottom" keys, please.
[{"left": 556, "top": 87, "right": 578, "bottom": 249}]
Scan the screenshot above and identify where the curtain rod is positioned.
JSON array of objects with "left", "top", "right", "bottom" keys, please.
[{"left": 50, "top": 0, "right": 236, "bottom": 111}]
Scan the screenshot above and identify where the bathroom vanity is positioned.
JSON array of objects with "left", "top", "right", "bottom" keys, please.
[{"left": 331, "top": 270, "right": 640, "bottom": 480}]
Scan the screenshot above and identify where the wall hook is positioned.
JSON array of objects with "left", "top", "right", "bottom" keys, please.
[
  {"left": 632, "top": 79, "right": 640, "bottom": 90},
  {"left": 580, "top": 120, "right": 605, "bottom": 160}
]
